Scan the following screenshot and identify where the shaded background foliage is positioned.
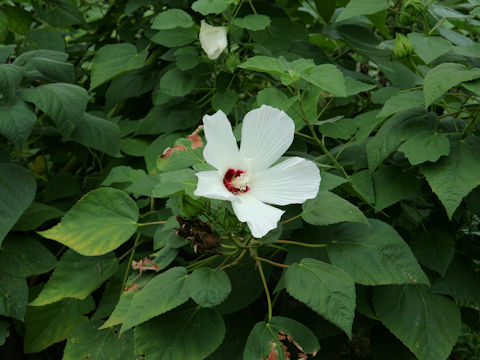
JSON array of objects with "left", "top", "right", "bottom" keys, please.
[{"left": 0, "top": 0, "right": 479, "bottom": 359}]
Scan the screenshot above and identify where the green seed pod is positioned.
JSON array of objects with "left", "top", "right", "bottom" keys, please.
[{"left": 392, "top": 33, "right": 414, "bottom": 59}]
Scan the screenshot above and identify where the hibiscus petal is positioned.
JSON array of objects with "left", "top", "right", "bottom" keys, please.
[
  {"left": 199, "top": 20, "right": 228, "bottom": 60},
  {"left": 250, "top": 157, "right": 320, "bottom": 205},
  {"left": 194, "top": 170, "right": 239, "bottom": 202},
  {"left": 232, "top": 194, "right": 284, "bottom": 238},
  {"left": 202, "top": 110, "right": 240, "bottom": 172},
  {"left": 239, "top": 105, "right": 295, "bottom": 173}
]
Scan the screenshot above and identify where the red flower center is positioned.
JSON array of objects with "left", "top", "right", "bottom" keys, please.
[{"left": 223, "top": 168, "right": 250, "bottom": 195}]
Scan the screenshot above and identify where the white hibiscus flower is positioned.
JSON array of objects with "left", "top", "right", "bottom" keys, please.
[
  {"left": 199, "top": 20, "right": 228, "bottom": 60},
  {"left": 194, "top": 105, "right": 321, "bottom": 238}
]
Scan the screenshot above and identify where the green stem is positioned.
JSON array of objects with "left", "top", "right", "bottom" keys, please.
[
  {"left": 186, "top": 255, "right": 220, "bottom": 271},
  {"left": 462, "top": 111, "right": 480, "bottom": 137},
  {"left": 274, "top": 239, "right": 327, "bottom": 248},
  {"left": 120, "top": 233, "right": 141, "bottom": 295},
  {"left": 137, "top": 220, "right": 167, "bottom": 226},
  {"left": 298, "top": 94, "right": 349, "bottom": 178},
  {"left": 254, "top": 256, "right": 289, "bottom": 268},
  {"left": 220, "top": 248, "right": 247, "bottom": 270},
  {"left": 279, "top": 213, "right": 302, "bottom": 225},
  {"left": 256, "top": 252, "right": 272, "bottom": 321}
]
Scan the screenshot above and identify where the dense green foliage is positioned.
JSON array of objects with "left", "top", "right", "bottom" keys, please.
[{"left": 1, "top": 0, "right": 480, "bottom": 359}]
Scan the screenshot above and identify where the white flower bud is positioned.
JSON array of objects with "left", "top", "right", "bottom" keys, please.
[{"left": 199, "top": 20, "right": 227, "bottom": 60}]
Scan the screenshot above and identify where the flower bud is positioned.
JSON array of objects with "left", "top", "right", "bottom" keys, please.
[
  {"left": 392, "top": 33, "right": 414, "bottom": 59},
  {"left": 398, "top": 0, "right": 425, "bottom": 26},
  {"left": 199, "top": 20, "right": 228, "bottom": 60}
]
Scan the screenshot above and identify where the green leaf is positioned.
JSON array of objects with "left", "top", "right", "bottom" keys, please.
[
  {"left": 0, "top": 320, "right": 9, "bottom": 346},
  {"left": 156, "top": 138, "right": 203, "bottom": 173},
  {"left": 64, "top": 320, "right": 134, "bottom": 360},
  {"left": 355, "top": 109, "right": 387, "bottom": 142},
  {"left": 378, "top": 90, "right": 424, "bottom": 118},
  {"left": 269, "top": 317, "right": 320, "bottom": 354},
  {"left": 302, "top": 191, "right": 368, "bottom": 226},
  {"left": 90, "top": 44, "right": 147, "bottom": 90},
  {"left": 453, "top": 44, "right": 480, "bottom": 58},
  {"left": 256, "top": 87, "right": 297, "bottom": 111},
  {"left": 22, "top": 83, "right": 88, "bottom": 139},
  {"left": 134, "top": 305, "right": 225, "bottom": 360},
  {"left": 30, "top": 57, "right": 74, "bottom": 83},
  {"left": 44, "top": 172, "right": 80, "bottom": 201},
  {"left": 39, "top": 188, "right": 139, "bottom": 256},
  {"left": 398, "top": 131, "right": 450, "bottom": 165},
  {"left": 285, "top": 258, "right": 356, "bottom": 337},
  {"left": 243, "top": 321, "right": 285, "bottom": 360},
  {"left": 30, "top": 250, "right": 118, "bottom": 306},
  {"left": 24, "top": 297, "right": 94, "bottom": 353},
  {"left": 0, "top": 163, "right": 36, "bottom": 246},
  {"left": 187, "top": 267, "right": 231, "bottom": 307},
  {"left": 244, "top": 317, "right": 320, "bottom": 360},
  {"left": 175, "top": 46, "right": 201, "bottom": 71},
  {"left": 0, "top": 235, "right": 56, "bottom": 277},
  {"left": 3, "top": 5, "right": 32, "bottom": 34},
  {"left": 424, "top": 63, "right": 480, "bottom": 107},
  {"left": 216, "top": 257, "right": 271, "bottom": 315},
  {"left": 233, "top": 14, "right": 271, "bottom": 31},
  {"left": 463, "top": 79, "right": 480, "bottom": 96},
  {"left": 300, "top": 64, "right": 346, "bottom": 97},
  {"left": 314, "top": 0, "right": 335, "bottom": 23},
  {"left": 351, "top": 170, "right": 375, "bottom": 204},
  {"left": 432, "top": 256, "right": 480, "bottom": 303},
  {"left": 0, "top": 270, "right": 28, "bottom": 321},
  {"left": 0, "top": 45, "right": 16, "bottom": 63},
  {"left": 152, "top": 246, "right": 178, "bottom": 270},
  {"left": 120, "top": 137, "right": 149, "bottom": 157},
  {"left": 421, "top": 136, "right": 480, "bottom": 219},
  {"left": 345, "top": 77, "right": 376, "bottom": 96},
  {"left": 70, "top": 113, "right": 121, "bottom": 157},
  {"left": 367, "top": 109, "right": 435, "bottom": 172},
  {"left": 121, "top": 267, "right": 190, "bottom": 332},
  {"left": 160, "top": 68, "right": 195, "bottom": 97},
  {"left": 127, "top": 173, "right": 161, "bottom": 197},
  {"left": 373, "top": 285, "right": 461, "bottom": 360},
  {"left": 13, "top": 202, "right": 64, "bottom": 231},
  {"left": 191, "top": 0, "right": 229, "bottom": 15},
  {"left": 105, "top": 66, "right": 159, "bottom": 111},
  {"left": 0, "top": 64, "right": 24, "bottom": 101},
  {"left": 102, "top": 166, "right": 146, "bottom": 188},
  {"left": 24, "top": 29, "right": 65, "bottom": 52},
  {"left": 238, "top": 56, "right": 285, "bottom": 76},
  {"left": 318, "top": 117, "right": 357, "bottom": 140},
  {"left": 212, "top": 89, "right": 239, "bottom": 113},
  {"left": 0, "top": 97, "right": 36, "bottom": 149},
  {"left": 409, "top": 229, "right": 454, "bottom": 276},
  {"left": 151, "top": 169, "right": 197, "bottom": 198},
  {"left": 13, "top": 49, "right": 68, "bottom": 66},
  {"left": 319, "top": 171, "right": 349, "bottom": 192},
  {"left": 407, "top": 33, "right": 452, "bottom": 64},
  {"left": 151, "top": 9, "right": 193, "bottom": 29},
  {"left": 32, "top": 0, "right": 84, "bottom": 28},
  {"left": 100, "top": 274, "right": 154, "bottom": 329},
  {"left": 325, "top": 219, "right": 429, "bottom": 285},
  {"left": 374, "top": 166, "right": 420, "bottom": 211},
  {"left": 151, "top": 27, "right": 198, "bottom": 47},
  {"left": 337, "top": 0, "right": 389, "bottom": 22}
]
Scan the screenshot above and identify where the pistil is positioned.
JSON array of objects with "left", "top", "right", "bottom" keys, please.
[{"left": 223, "top": 168, "right": 250, "bottom": 195}]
